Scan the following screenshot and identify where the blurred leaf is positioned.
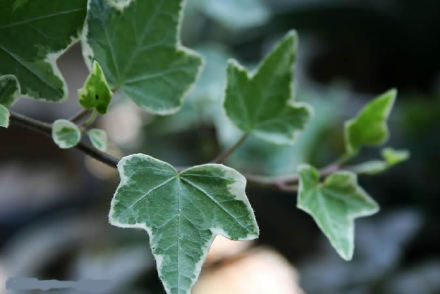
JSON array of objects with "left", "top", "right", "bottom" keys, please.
[
  {"left": 382, "top": 148, "right": 410, "bottom": 166},
  {"left": 87, "top": 128, "right": 108, "bottom": 151},
  {"left": 297, "top": 164, "right": 379, "bottom": 260},
  {"left": 82, "top": 0, "right": 203, "bottom": 114},
  {"left": 0, "top": 0, "right": 87, "bottom": 101},
  {"left": 78, "top": 61, "right": 113, "bottom": 114},
  {"left": 351, "top": 160, "right": 388, "bottom": 175},
  {"left": 345, "top": 89, "right": 396, "bottom": 155},
  {"left": 201, "top": 0, "right": 270, "bottom": 30},
  {"left": 352, "top": 147, "right": 410, "bottom": 175},
  {"left": 110, "top": 154, "right": 258, "bottom": 294},
  {"left": 385, "top": 261, "right": 440, "bottom": 294},
  {"left": 0, "top": 104, "right": 9, "bottom": 128},
  {"left": 0, "top": 75, "right": 20, "bottom": 107},
  {"left": 52, "top": 119, "right": 81, "bottom": 149},
  {"left": 224, "top": 31, "right": 311, "bottom": 144}
]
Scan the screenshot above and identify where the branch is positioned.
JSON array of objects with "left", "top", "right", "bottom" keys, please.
[
  {"left": 213, "top": 133, "right": 249, "bottom": 163},
  {"left": 8, "top": 111, "right": 347, "bottom": 192},
  {"left": 9, "top": 111, "right": 119, "bottom": 169},
  {"left": 244, "top": 161, "right": 345, "bottom": 192}
]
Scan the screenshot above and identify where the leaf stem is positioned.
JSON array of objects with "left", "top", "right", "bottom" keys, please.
[
  {"left": 70, "top": 109, "right": 93, "bottom": 124},
  {"left": 9, "top": 111, "right": 119, "bottom": 168},
  {"left": 244, "top": 159, "right": 349, "bottom": 192},
  {"left": 213, "top": 133, "right": 249, "bottom": 163},
  {"left": 81, "top": 109, "right": 98, "bottom": 129}
]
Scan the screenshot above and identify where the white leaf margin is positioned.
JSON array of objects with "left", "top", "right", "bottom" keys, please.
[
  {"left": 80, "top": 0, "right": 205, "bottom": 115},
  {"left": 52, "top": 119, "right": 81, "bottom": 149},
  {"left": 109, "top": 153, "right": 259, "bottom": 294}
]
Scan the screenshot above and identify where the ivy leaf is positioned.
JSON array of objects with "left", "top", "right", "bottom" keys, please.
[
  {"left": 345, "top": 89, "right": 396, "bottom": 155},
  {"left": 352, "top": 147, "right": 410, "bottom": 175},
  {"left": 0, "top": 0, "right": 87, "bottom": 101},
  {"left": 110, "top": 154, "right": 259, "bottom": 294},
  {"left": 0, "top": 105, "right": 9, "bottom": 128},
  {"left": 351, "top": 160, "right": 388, "bottom": 175},
  {"left": 87, "top": 128, "right": 108, "bottom": 151},
  {"left": 223, "top": 31, "right": 311, "bottom": 144},
  {"left": 52, "top": 119, "right": 81, "bottom": 149},
  {"left": 0, "top": 75, "right": 20, "bottom": 107},
  {"left": 382, "top": 147, "right": 410, "bottom": 166},
  {"left": 82, "top": 0, "right": 203, "bottom": 115},
  {"left": 297, "top": 164, "right": 379, "bottom": 260},
  {"left": 78, "top": 61, "right": 113, "bottom": 114}
]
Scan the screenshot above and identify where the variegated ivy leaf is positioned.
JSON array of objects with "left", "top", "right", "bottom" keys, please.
[
  {"left": 0, "top": 75, "right": 20, "bottom": 107},
  {"left": 0, "top": 0, "right": 87, "bottom": 101},
  {"left": 0, "top": 105, "right": 9, "bottom": 128},
  {"left": 352, "top": 147, "right": 410, "bottom": 175},
  {"left": 52, "top": 119, "right": 81, "bottom": 149},
  {"left": 297, "top": 164, "right": 379, "bottom": 260},
  {"left": 223, "top": 31, "right": 311, "bottom": 144},
  {"left": 78, "top": 61, "right": 113, "bottom": 114},
  {"left": 82, "top": 0, "right": 203, "bottom": 115},
  {"left": 345, "top": 89, "right": 396, "bottom": 155},
  {"left": 87, "top": 128, "right": 108, "bottom": 151},
  {"left": 110, "top": 154, "right": 259, "bottom": 294}
]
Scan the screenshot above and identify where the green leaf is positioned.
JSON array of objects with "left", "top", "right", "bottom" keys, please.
[
  {"left": 0, "top": 75, "right": 20, "bottom": 107},
  {"left": 110, "top": 154, "right": 259, "bottom": 294},
  {"left": 223, "top": 31, "right": 311, "bottom": 144},
  {"left": 352, "top": 147, "right": 410, "bottom": 175},
  {"left": 382, "top": 147, "right": 410, "bottom": 166},
  {"left": 82, "top": 0, "right": 203, "bottom": 114},
  {"left": 78, "top": 61, "right": 113, "bottom": 114},
  {"left": 0, "top": 0, "right": 87, "bottom": 101},
  {"left": 0, "top": 105, "right": 10, "bottom": 128},
  {"left": 345, "top": 89, "right": 396, "bottom": 155},
  {"left": 52, "top": 119, "right": 81, "bottom": 149},
  {"left": 87, "top": 128, "right": 108, "bottom": 151},
  {"left": 297, "top": 164, "right": 379, "bottom": 260},
  {"left": 201, "top": 0, "right": 270, "bottom": 30},
  {"left": 351, "top": 160, "right": 388, "bottom": 175}
]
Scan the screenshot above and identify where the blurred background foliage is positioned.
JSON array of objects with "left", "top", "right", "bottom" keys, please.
[{"left": 0, "top": 0, "right": 439, "bottom": 293}]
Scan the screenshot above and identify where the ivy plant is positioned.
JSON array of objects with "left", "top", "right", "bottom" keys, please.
[{"left": 1, "top": 1, "right": 410, "bottom": 293}]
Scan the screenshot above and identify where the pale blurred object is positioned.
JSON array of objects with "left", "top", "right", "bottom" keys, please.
[
  {"left": 202, "top": 0, "right": 270, "bottom": 30},
  {"left": 0, "top": 162, "right": 81, "bottom": 215},
  {"left": 205, "top": 236, "right": 252, "bottom": 264},
  {"left": 101, "top": 101, "right": 144, "bottom": 147},
  {"left": 194, "top": 247, "right": 304, "bottom": 294}
]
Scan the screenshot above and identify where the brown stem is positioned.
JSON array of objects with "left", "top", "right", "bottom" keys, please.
[
  {"left": 213, "top": 133, "right": 249, "bottom": 163},
  {"left": 9, "top": 111, "right": 119, "bottom": 169},
  {"left": 8, "top": 112, "right": 349, "bottom": 192},
  {"left": 69, "top": 109, "right": 93, "bottom": 124},
  {"left": 244, "top": 160, "right": 346, "bottom": 191}
]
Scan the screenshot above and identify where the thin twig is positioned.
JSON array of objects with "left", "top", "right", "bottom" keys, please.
[
  {"left": 244, "top": 160, "right": 347, "bottom": 191},
  {"left": 213, "top": 133, "right": 249, "bottom": 163},
  {"left": 70, "top": 109, "right": 93, "bottom": 124},
  {"left": 9, "top": 111, "right": 119, "bottom": 168},
  {"left": 8, "top": 112, "right": 350, "bottom": 192},
  {"left": 81, "top": 110, "right": 98, "bottom": 129}
]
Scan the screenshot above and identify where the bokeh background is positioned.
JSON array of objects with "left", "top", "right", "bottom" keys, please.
[{"left": 1, "top": 0, "right": 440, "bottom": 293}]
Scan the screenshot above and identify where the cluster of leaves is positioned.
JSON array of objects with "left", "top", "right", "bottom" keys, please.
[{"left": 0, "top": 1, "right": 409, "bottom": 293}]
